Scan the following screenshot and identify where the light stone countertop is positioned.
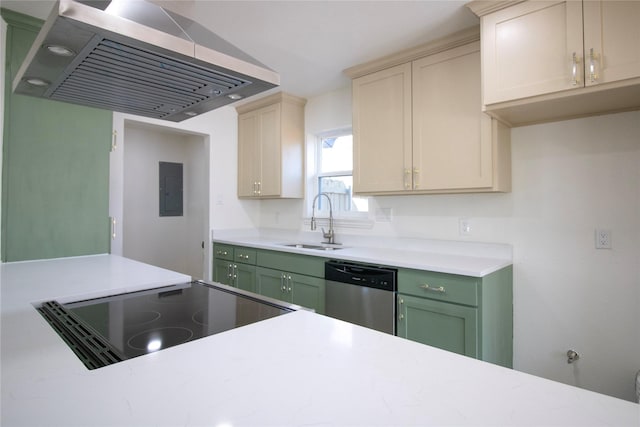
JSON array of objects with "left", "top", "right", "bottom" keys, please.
[
  {"left": 2, "top": 254, "right": 638, "bottom": 426},
  {"left": 212, "top": 229, "right": 513, "bottom": 277}
]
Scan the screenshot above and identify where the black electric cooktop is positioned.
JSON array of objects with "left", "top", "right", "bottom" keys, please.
[{"left": 38, "top": 281, "right": 296, "bottom": 369}]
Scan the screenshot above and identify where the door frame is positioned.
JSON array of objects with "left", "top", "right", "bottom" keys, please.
[{"left": 109, "top": 114, "right": 211, "bottom": 279}]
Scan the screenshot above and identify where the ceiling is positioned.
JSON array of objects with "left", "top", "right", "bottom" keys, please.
[{"left": 1, "top": 0, "right": 479, "bottom": 101}]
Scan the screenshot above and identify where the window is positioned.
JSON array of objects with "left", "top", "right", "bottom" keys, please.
[{"left": 313, "top": 131, "right": 368, "bottom": 217}]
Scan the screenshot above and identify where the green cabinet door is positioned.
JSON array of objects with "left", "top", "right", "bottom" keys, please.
[
  {"left": 235, "top": 263, "right": 257, "bottom": 293},
  {"left": 289, "top": 273, "right": 325, "bottom": 314},
  {"left": 213, "top": 259, "right": 256, "bottom": 292},
  {"left": 213, "top": 259, "right": 233, "bottom": 285},
  {"left": 397, "top": 293, "right": 478, "bottom": 358},
  {"left": 256, "top": 267, "right": 325, "bottom": 313},
  {"left": 256, "top": 267, "right": 288, "bottom": 301}
]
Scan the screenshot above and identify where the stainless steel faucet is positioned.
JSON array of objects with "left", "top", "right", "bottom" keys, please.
[{"left": 310, "top": 192, "right": 335, "bottom": 244}]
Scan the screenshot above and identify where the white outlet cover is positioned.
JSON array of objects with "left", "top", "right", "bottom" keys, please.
[
  {"left": 595, "top": 229, "right": 612, "bottom": 249},
  {"left": 459, "top": 218, "right": 472, "bottom": 235}
]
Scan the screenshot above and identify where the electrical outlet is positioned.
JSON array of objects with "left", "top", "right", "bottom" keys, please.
[
  {"left": 459, "top": 218, "right": 472, "bottom": 236},
  {"left": 595, "top": 229, "right": 612, "bottom": 249}
]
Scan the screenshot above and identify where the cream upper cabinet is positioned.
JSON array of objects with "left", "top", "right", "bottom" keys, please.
[
  {"left": 469, "top": 0, "right": 640, "bottom": 126},
  {"left": 413, "top": 43, "right": 494, "bottom": 191},
  {"left": 352, "top": 63, "right": 412, "bottom": 193},
  {"left": 582, "top": 1, "right": 640, "bottom": 86},
  {"left": 236, "top": 92, "right": 306, "bottom": 199},
  {"left": 237, "top": 110, "right": 261, "bottom": 197},
  {"left": 481, "top": 1, "right": 584, "bottom": 104},
  {"left": 348, "top": 30, "right": 511, "bottom": 195}
]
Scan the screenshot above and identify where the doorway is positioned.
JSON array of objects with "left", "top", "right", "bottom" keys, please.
[{"left": 118, "top": 121, "right": 208, "bottom": 279}]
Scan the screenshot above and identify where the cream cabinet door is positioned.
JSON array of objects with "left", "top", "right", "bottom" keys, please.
[
  {"left": 583, "top": 1, "right": 640, "bottom": 86},
  {"left": 237, "top": 104, "right": 282, "bottom": 197},
  {"left": 482, "top": 1, "right": 583, "bottom": 104},
  {"left": 237, "top": 111, "right": 261, "bottom": 197},
  {"left": 256, "top": 104, "right": 281, "bottom": 197},
  {"left": 352, "top": 63, "right": 412, "bottom": 193},
  {"left": 412, "top": 42, "right": 492, "bottom": 190}
]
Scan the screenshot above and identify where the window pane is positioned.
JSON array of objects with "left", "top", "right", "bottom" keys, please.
[
  {"left": 317, "top": 176, "right": 368, "bottom": 213},
  {"left": 320, "top": 135, "right": 352, "bottom": 173}
]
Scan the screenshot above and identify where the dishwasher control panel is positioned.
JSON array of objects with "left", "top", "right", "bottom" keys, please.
[{"left": 325, "top": 260, "right": 397, "bottom": 291}]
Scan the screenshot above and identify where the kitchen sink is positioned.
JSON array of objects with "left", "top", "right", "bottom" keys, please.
[{"left": 281, "top": 243, "right": 345, "bottom": 251}]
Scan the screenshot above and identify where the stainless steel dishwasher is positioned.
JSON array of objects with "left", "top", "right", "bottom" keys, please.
[{"left": 324, "top": 260, "right": 397, "bottom": 335}]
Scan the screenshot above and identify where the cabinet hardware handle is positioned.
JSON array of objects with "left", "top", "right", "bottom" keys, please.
[
  {"left": 571, "top": 52, "right": 581, "bottom": 86},
  {"left": 588, "top": 48, "right": 599, "bottom": 83},
  {"left": 412, "top": 168, "right": 419, "bottom": 189},
  {"left": 233, "top": 264, "right": 238, "bottom": 279},
  {"left": 399, "top": 313, "right": 404, "bottom": 320},
  {"left": 420, "top": 284, "right": 445, "bottom": 293},
  {"left": 227, "top": 264, "right": 233, "bottom": 278},
  {"left": 404, "top": 168, "right": 411, "bottom": 189},
  {"left": 257, "top": 181, "right": 261, "bottom": 195}
]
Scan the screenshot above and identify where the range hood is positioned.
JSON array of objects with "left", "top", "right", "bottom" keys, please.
[{"left": 12, "top": 0, "right": 280, "bottom": 122}]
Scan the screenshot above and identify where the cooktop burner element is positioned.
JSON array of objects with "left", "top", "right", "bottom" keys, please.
[{"left": 37, "top": 281, "right": 297, "bottom": 369}]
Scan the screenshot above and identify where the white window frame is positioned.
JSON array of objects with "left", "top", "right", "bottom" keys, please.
[{"left": 306, "top": 128, "right": 370, "bottom": 226}]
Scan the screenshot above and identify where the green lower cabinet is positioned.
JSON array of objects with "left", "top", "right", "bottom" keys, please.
[
  {"left": 396, "top": 265, "right": 513, "bottom": 368},
  {"left": 213, "top": 244, "right": 257, "bottom": 293},
  {"left": 256, "top": 267, "right": 325, "bottom": 314},
  {"left": 397, "top": 294, "right": 478, "bottom": 358},
  {"left": 213, "top": 259, "right": 257, "bottom": 293},
  {"left": 213, "top": 258, "right": 233, "bottom": 286}
]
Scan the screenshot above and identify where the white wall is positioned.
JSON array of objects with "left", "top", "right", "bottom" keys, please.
[{"left": 261, "top": 86, "right": 640, "bottom": 402}]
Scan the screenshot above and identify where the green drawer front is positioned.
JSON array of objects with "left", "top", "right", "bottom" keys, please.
[
  {"left": 234, "top": 246, "right": 257, "bottom": 265},
  {"left": 256, "top": 250, "right": 326, "bottom": 277},
  {"left": 398, "top": 269, "right": 479, "bottom": 306},
  {"left": 213, "top": 244, "right": 234, "bottom": 261}
]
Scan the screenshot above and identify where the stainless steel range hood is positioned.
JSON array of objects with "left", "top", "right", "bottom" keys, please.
[{"left": 12, "top": 0, "right": 280, "bottom": 122}]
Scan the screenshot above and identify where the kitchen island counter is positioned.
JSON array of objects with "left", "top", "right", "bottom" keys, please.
[{"left": 2, "top": 255, "right": 638, "bottom": 426}]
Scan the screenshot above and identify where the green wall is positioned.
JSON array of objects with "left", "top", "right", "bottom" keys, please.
[{"left": 1, "top": 9, "right": 112, "bottom": 262}]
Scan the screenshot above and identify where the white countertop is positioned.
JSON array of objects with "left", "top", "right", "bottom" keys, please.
[
  {"left": 212, "top": 230, "right": 513, "bottom": 277},
  {"left": 2, "top": 255, "right": 638, "bottom": 426}
]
